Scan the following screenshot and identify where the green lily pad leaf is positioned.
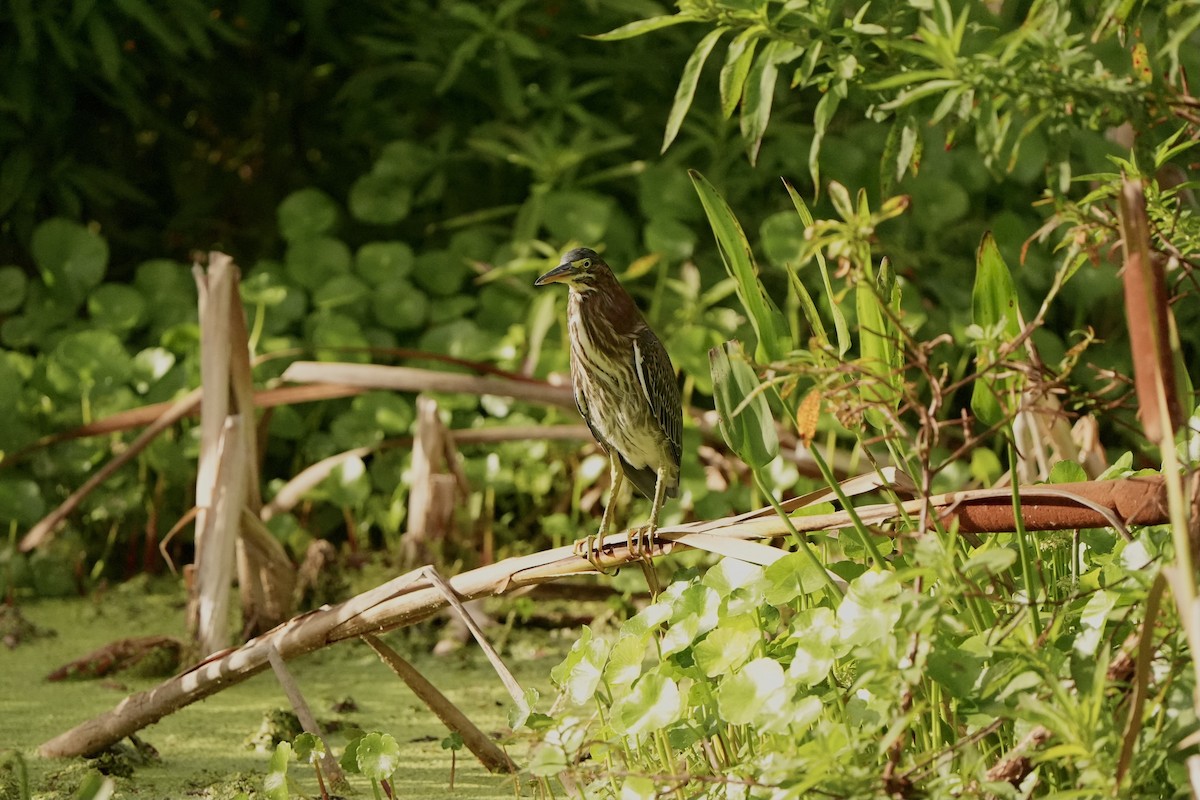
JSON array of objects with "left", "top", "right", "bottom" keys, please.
[
  {"left": 623, "top": 601, "right": 672, "bottom": 636},
  {"left": 528, "top": 741, "right": 569, "bottom": 777},
  {"left": 0, "top": 266, "right": 27, "bottom": 313},
  {"left": 0, "top": 478, "right": 45, "bottom": 525},
  {"left": 1048, "top": 459, "right": 1087, "bottom": 484},
  {"left": 620, "top": 776, "right": 657, "bottom": 800},
  {"left": 319, "top": 454, "right": 371, "bottom": 507},
  {"left": 339, "top": 735, "right": 363, "bottom": 773},
  {"left": 610, "top": 673, "right": 682, "bottom": 735},
  {"left": 351, "top": 392, "right": 414, "bottom": 435},
  {"left": 31, "top": 218, "right": 108, "bottom": 303},
  {"left": 356, "top": 242, "right": 415, "bottom": 285},
  {"left": 371, "top": 280, "right": 429, "bottom": 332},
  {"left": 760, "top": 210, "right": 806, "bottom": 267},
  {"left": 132, "top": 347, "right": 175, "bottom": 393},
  {"left": 717, "top": 657, "right": 786, "bottom": 725},
  {"left": 412, "top": 250, "right": 469, "bottom": 297},
  {"left": 418, "top": 319, "right": 492, "bottom": 360},
  {"left": 962, "top": 547, "right": 1017, "bottom": 579},
  {"left": 604, "top": 633, "right": 648, "bottom": 689},
  {"left": 278, "top": 188, "right": 339, "bottom": 242},
  {"left": 292, "top": 732, "right": 324, "bottom": 762},
  {"left": 313, "top": 274, "right": 369, "bottom": 311},
  {"left": 644, "top": 217, "right": 696, "bottom": 262},
  {"left": 787, "top": 606, "right": 835, "bottom": 681},
  {"left": 355, "top": 732, "right": 400, "bottom": 780},
  {"left": 374, "top": 140, "right": 435, "bottom": 183},
  {"left": 349, "top": 173, "right": 412, "bottom": 225},
  {"left": 702, "top": 558, "right": 765, "bottom": 599},
  {"left": 88, "top": 283, "right": 146, "bottom": 332},
  {"left": 330, "top": 409, "right": 385, "bottom": 450},
  {"left": 789, "top": 636, "right": 835, "bottom": 686},
  {"left": 286, "top": 237, "right": 352, "bottom": 291},
  {"left": 428, "top": 295, "right": 477, "bottom": 324},
  {"left": 926, "top": 642, "right": 984, "bottom": 698},
  {"left": 764, "top": 550, "right": 827, "bottom": 604},
  {"left": 837, "top": 571, "right": 902, "bottom": 647},
  {"left": 241, "top": 270, "right": 289, "bottom": 307},
  {"left": 46, "top": 330, "right": 132, "bottom": 395},
  {"left": 310, "top": 313, "right": 368, "bottom": 362},
  {"left": 693, "top": 614, "right": 758, "bottom": 677}
]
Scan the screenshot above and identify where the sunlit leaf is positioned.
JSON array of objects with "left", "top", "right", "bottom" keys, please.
[
  {"left": 717, "top": 657, "right": 785, "bottom": 725},
  {"left": 610, "top": 673, "right": 681, "bottom": 735},
  {"left": 356, "top": 732, "right": 401, "bottom": 780}
]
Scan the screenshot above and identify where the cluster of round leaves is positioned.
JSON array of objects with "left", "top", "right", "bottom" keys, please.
[
  {"left": 538, "top": 557, "right": 906, "bottom": 794},
  {"left": 533, "top": 519, "right": 1187, "bottom": 798}
]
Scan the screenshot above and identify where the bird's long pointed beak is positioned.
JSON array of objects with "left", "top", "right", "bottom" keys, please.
[{"left": 534, "top": 262, "right": 573, "bottom": 286}]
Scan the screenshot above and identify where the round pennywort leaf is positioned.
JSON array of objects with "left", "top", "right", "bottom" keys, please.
[{"left": 278, "top": 188, "right": 339, "bottom": 242}]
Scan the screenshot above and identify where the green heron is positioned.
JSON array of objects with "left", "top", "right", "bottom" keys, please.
[{"left": 535, "top": 247, "right": 682, "bottom": 569}]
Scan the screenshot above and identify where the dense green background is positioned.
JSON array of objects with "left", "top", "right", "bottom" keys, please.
[
  {"left": 4, "top": 1, "right": 1200, "bottom": 798},
  {"left": 6, "top": 0, "right": 1193, "bottom": 586}
]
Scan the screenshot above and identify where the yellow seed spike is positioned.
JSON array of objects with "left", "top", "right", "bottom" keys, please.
[{"left": 796, "top": 388, "right": 822, "bottom": 448}]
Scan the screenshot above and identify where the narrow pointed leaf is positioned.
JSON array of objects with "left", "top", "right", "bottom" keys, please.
[
  {"left": 691, "top": 170, "right": 788, "bottom": 361},
  {"left": 970, "top": 232, "right": 1022, "bottom": 425},
  {"left": 591, "top": 15, "right": 695, "bottom": 41},
  {"left": 663, "top": 27, "right": 726, "bottom": 152},
  {"left": 785, "top": 180, "right": 850, "bottom": 355},
  {"left": 720, "top": 28, "right": 762, "bottom": 118},
  {"left": 857, "top": 259, "right": 902, "bottom": 430}
]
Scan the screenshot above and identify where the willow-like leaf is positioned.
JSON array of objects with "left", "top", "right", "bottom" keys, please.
[{"left": 690, "top": 170, "right": 788, "bottom": 362}]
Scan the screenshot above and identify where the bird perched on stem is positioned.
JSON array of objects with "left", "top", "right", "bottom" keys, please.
[{"left": 535, "top": 247, "right": 682, "bottom": 571}]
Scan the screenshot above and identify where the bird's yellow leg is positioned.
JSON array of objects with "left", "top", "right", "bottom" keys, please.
[
  {"left": 629, "top": 466, "right": 669, "bottom": 559},
  {"left": 575, "top": 452, "right": 623, "bottom": 571}
]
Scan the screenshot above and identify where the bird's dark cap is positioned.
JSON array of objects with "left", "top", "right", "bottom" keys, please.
[{"left": 534, "top": 247, "right": 605, "bottom": 286}]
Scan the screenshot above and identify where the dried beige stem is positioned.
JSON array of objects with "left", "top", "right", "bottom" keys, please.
[
  {"left": 362, "top": 635, "right": 516, "bottom": 775},
  {"left": 38, "top": 476, "right": 1169, "bottom": 759}
]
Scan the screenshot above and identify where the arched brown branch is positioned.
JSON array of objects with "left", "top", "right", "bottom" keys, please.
[{"left": 39, "top": 474, "right": 1168, "bottom": 759}]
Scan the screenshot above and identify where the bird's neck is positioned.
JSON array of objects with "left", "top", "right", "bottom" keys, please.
[{"left": 569, "top": 272, "right": 642, "bottom": 334}]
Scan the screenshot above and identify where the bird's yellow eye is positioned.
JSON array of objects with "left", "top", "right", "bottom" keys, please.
[{"left": 579, "top": 259, "right": 591, "bottom": 268}]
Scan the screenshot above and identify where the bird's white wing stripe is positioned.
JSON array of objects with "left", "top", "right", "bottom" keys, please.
[{"left": 632, "top": 337, "right": 654, "bottom": 412}]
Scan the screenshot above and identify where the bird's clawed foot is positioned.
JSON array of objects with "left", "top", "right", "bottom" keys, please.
[
  {"left": 573, "top": 534, "right": 615, "bottom": 574},
  {"left": 627, "top": 524, "right": 658, "bottom": 561}
]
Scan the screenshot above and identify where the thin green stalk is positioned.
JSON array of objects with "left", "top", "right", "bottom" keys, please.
[
  {"left": 807, "top": 446, "right": 890, "bottom": 569},
  {"left": 751, "top": 471, "right": 842, "bottom": 598},
  {"left": 655, "top": 729, "right": 684, "bottom": 800},
  {"left": 1006, "top": 437, "right": 1042, "bottom": 637}
]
